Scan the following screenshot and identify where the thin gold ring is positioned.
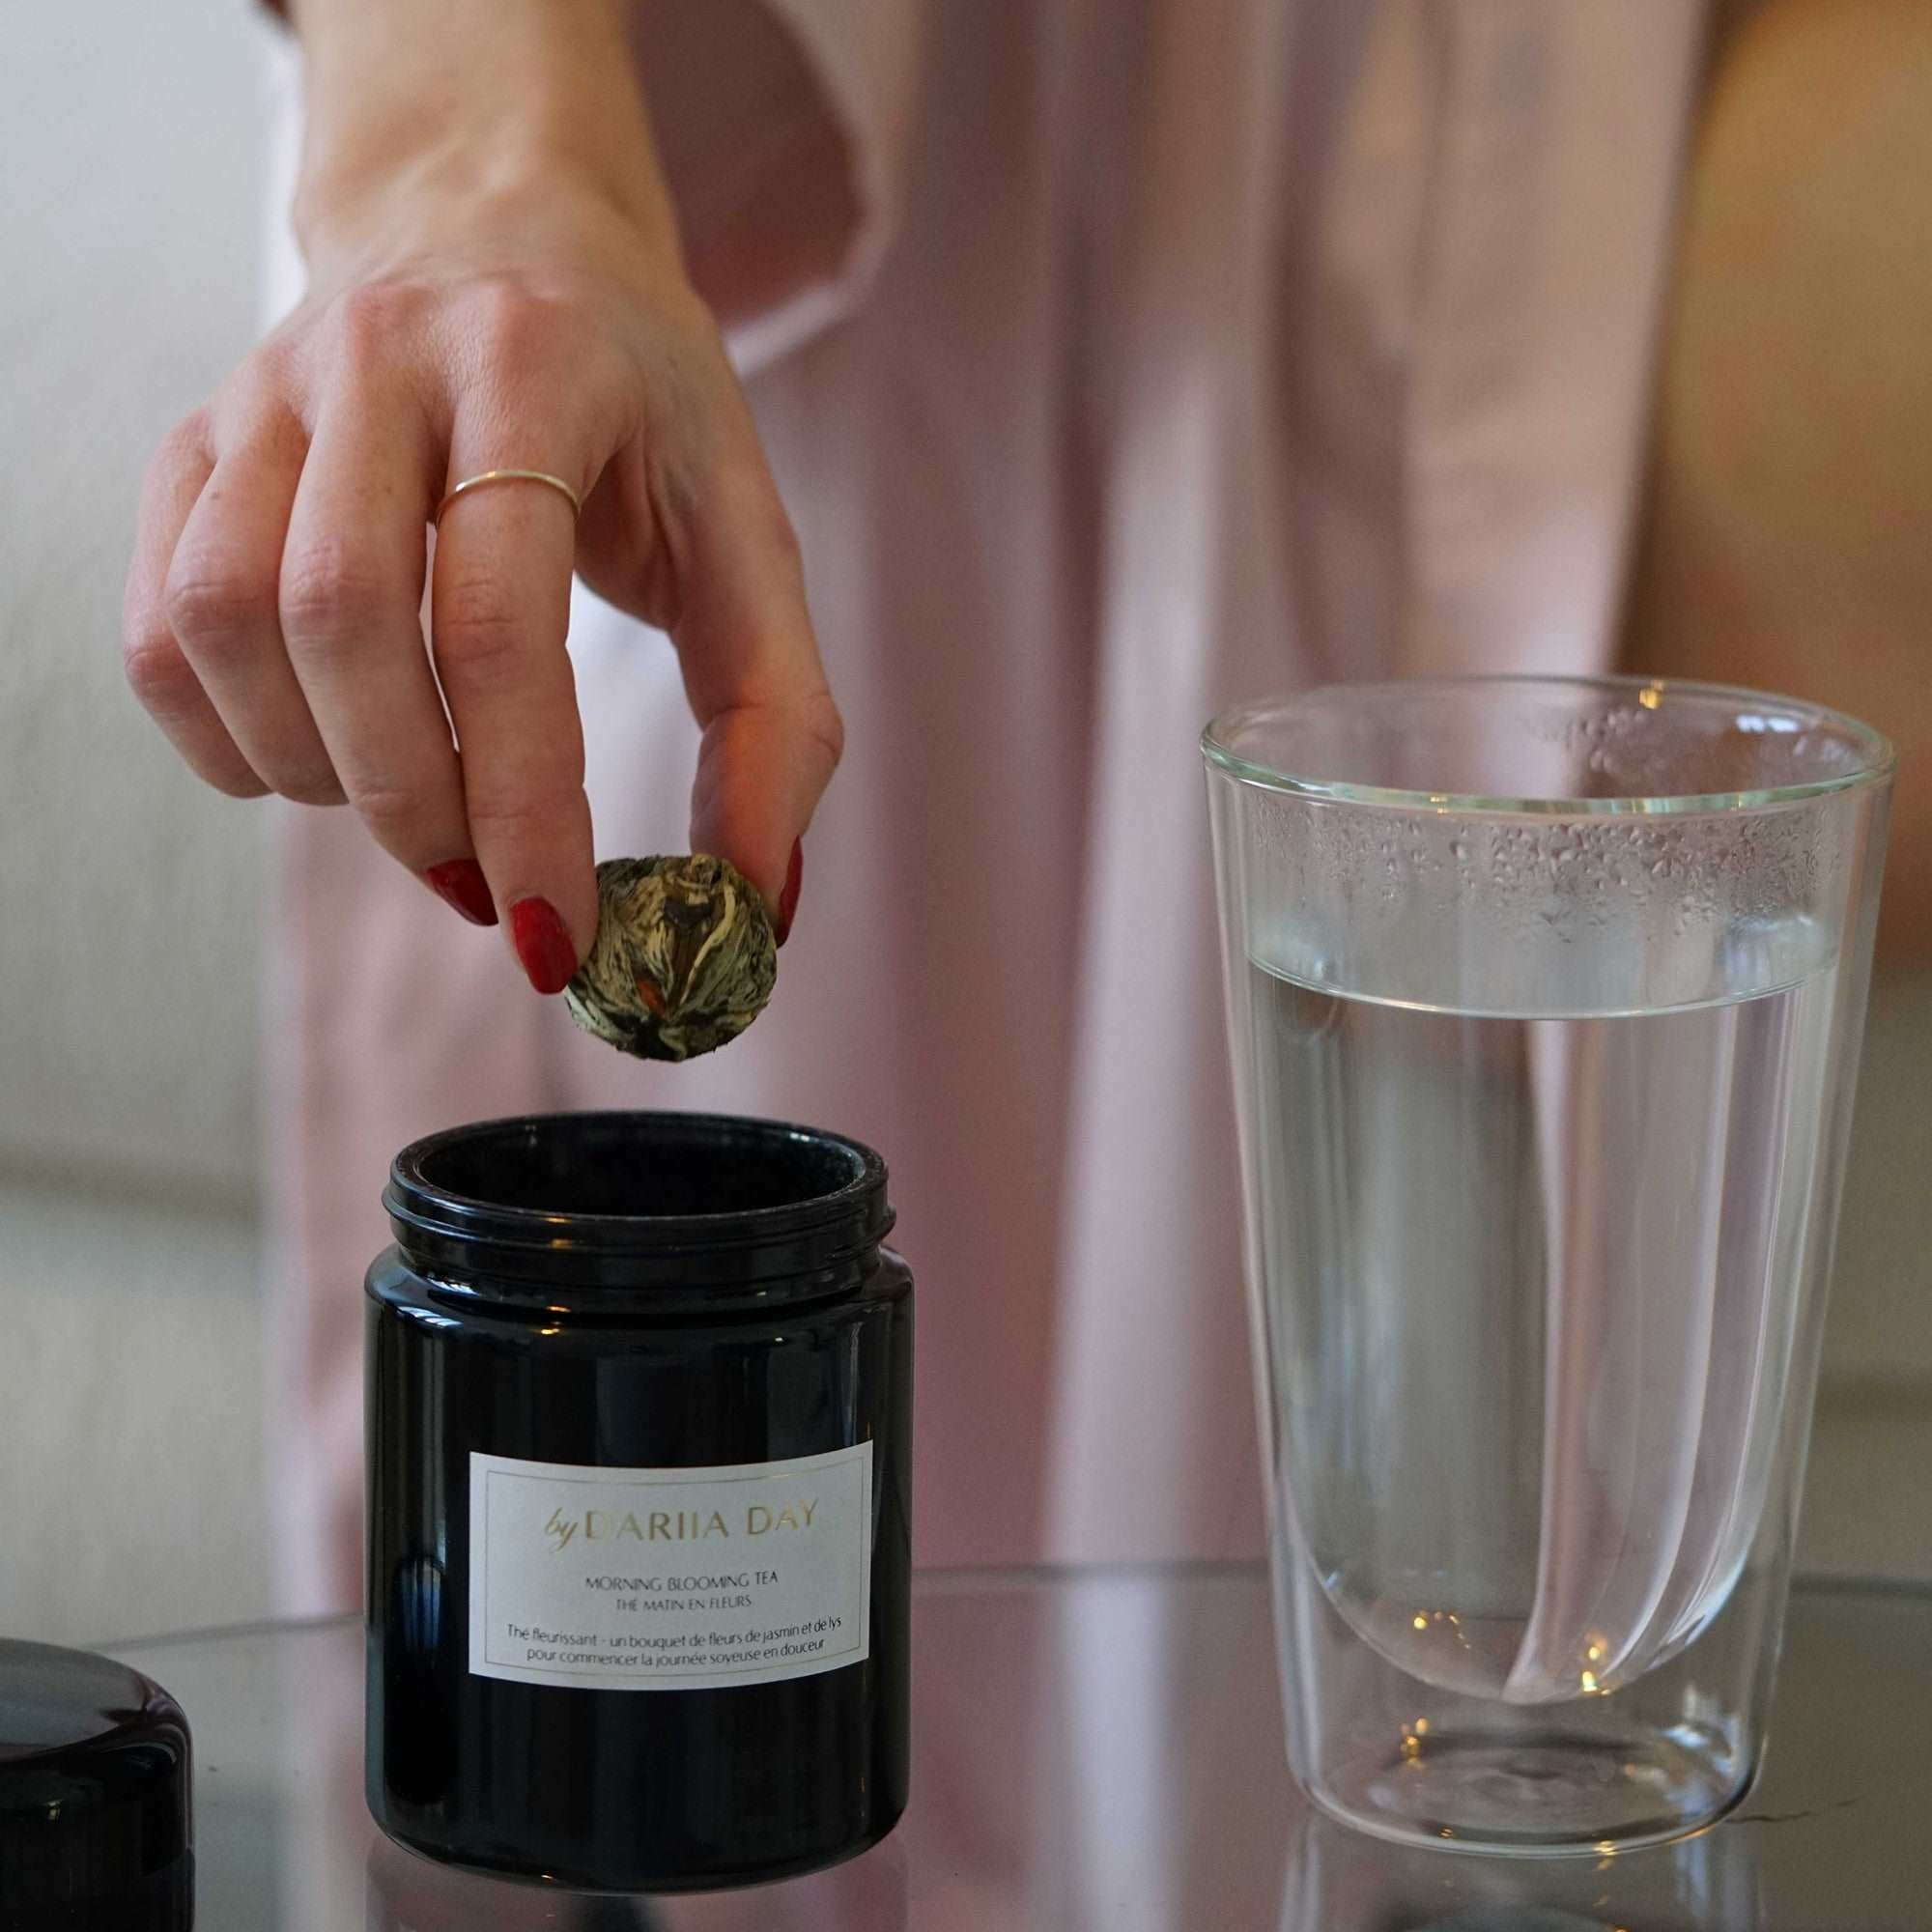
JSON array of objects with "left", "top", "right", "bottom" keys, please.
[{"left": 435, "top": 469, "right": 582, "bottom": 527}]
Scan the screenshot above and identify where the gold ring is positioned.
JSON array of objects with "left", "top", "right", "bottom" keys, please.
[{"left": 435, "top": 469, "right": 582, "bottom": 526}]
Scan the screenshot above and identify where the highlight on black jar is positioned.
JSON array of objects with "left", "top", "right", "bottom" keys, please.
[{"left": 363, "top": 1111, "right": 914, "bottom": 1892}]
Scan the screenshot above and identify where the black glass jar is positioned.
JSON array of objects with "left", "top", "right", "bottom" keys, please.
[{"left": 364, "top": 1112, "right": 913, "bottom": 1892}]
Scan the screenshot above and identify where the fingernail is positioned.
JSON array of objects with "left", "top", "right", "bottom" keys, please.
[
  {"left": 776, "top": 838, "right": 804, "bottom": 947},
  {"left": 422, "top": 859, "right": 497, "bottom": 926},
  {"left": 509, "top": 896, "right": 580, "bottom": 994}
]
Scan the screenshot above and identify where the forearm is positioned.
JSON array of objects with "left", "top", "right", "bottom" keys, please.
[{"left": 282, "top": 0, "right": 678, "bottom": 271}]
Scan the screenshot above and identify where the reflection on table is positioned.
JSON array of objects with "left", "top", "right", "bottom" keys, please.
[{"left": 112, "top": 1567, "right": 1932, "bottom": 1930}]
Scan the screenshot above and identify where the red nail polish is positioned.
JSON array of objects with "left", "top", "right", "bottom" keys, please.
[
  {"left": 509, "top": 896, "right": 580, "bottom": 995},
  {"left": 422, "top": 859, "right": 498, "bottom": 926},
  {"left": 776, "top": 838, "right": 804, "bottom": 947}
]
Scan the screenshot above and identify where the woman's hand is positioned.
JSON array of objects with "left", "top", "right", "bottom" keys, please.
[{"left": 122, "top": 0, "right": 839, "bottom": 990}]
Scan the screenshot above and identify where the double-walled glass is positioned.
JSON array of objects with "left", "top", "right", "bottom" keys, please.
[{"left": 1204, "top": 677, "right": 1891, "bottom": 1854}]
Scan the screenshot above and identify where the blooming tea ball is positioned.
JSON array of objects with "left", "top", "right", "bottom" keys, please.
[{"left": 564, "top": 856, "right": 777, "bottom": 1062}]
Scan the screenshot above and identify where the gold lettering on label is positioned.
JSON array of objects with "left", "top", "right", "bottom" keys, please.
[
  {"left": 545, "top": 1504, "right": 740, "bottom": 1550},
  {"left": 747, "top": 1498, "right": 819, "bottom": 1535}
]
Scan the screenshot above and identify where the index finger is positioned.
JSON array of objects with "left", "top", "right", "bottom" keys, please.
[{"left": 431, "top": 464, "right": 594, "bottom": 993}]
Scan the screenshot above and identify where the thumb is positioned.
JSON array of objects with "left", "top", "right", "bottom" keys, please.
[{"left": 580, "top": 423, "right": 841, "bottom": 913}]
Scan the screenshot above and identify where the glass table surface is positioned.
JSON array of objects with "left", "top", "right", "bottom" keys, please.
[{"left": 111, "top": 1566, "right": 1930, "bottom": 1930}]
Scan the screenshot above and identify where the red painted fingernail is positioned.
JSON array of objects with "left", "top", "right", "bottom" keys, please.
[
  {"left": 422, "top": 859, "right": 497, "bottom": 926},
  {"left": 776, "top": 838, "right": 804, "bottom": 947},
  {"left": 509, "top": 896, "right": 580, "bottom": 994}
]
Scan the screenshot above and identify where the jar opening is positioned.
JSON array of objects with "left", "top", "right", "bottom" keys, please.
[
  {"left": 383, "top": 1113, "right": 894, "bottom": 1300},
  {"left": 414, "top": 1119, "right": 865, "bottom": 1219}
]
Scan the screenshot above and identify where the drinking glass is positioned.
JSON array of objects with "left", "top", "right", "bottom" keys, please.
[{"left": 1203, "top": 677, "right": 1891, "bottom": 1854}]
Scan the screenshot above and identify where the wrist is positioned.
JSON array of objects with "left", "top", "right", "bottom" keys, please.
[
  {"left": 289, "top": 0, "right": 674, "bottom": 268},
  {"left": 296, "top": 126, "right": 670, "bottom": 270}
]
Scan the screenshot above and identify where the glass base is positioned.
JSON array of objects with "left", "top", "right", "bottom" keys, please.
[{"left": 1307, "top": 1728, "right": 1754, "bottom": 1858}]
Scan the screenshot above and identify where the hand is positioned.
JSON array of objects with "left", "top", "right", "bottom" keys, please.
[{"left": 122, "top": 0, "right": 840, "bottom": 990}]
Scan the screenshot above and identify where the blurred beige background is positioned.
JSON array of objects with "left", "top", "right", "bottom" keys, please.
[
  {"left": 1, "top": 0, "right": 1928, "bottom": 1647},
  {"left": 0, "top": 0, "right": 270, "bottom": 1642}
]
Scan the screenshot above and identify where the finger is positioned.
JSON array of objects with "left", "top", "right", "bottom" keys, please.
[
  {"left": 123, "top": 419, "right": 268, "bottom": 797},
  {"left": 674, "top": 452, "right": 843, "bottom": 913},
  {"left": 280, "top": 386, "right": 493, "bottom": 921},
  {"left": 431, "top": 443, "right": 594, "bottom": 991},
  {"left": 166, "top": 415, "right": 346, "bottom": 806}
]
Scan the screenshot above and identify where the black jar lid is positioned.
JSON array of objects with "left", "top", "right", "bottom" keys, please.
[
  {"left": 385, "top": 1111, "right": 895, "bottom": 1307},
  {"left": 0, "top": 1640, "right": 192, "bottom": 1930}
]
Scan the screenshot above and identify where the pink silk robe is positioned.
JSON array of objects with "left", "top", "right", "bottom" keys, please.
[{"left": 262, "top": 0, "right": 1707, "bottom": 1616}]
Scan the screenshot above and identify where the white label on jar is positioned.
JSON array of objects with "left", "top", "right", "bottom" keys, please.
[{"left": 468, "top": 1442, "right": 873, "bottom": 1690}]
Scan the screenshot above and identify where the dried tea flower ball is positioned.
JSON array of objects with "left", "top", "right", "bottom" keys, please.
[{"left": 564, "top": 855, "right": 777, "bottom": 1062}]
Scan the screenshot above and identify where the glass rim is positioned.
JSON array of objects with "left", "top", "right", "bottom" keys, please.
[{"left": 1201, "top": 674, "right": 1895, "bottom": 817}]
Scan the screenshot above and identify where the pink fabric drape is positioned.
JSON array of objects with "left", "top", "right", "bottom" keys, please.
[{"left": 261, "top": 0, "right": 1706, "bottom": 1614}]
